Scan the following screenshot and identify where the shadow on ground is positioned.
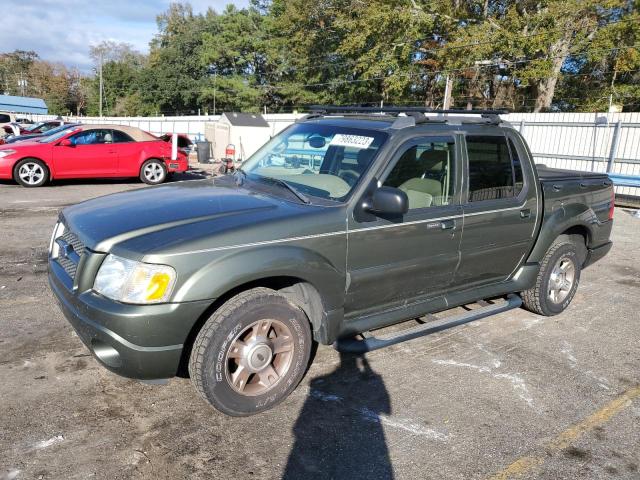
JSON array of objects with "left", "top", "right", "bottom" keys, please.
[{"left": 282, "top": 351, "right": 394, "bottom": 480}]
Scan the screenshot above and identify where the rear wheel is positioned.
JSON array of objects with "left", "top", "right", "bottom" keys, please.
[
  {"left": 140, "top": 159, "right": 167, "bottom": 185},
  {"left": 521, "top": 236, "right": 581, "bottom": 316},
  {"left": 13, "top": 158, "right": 49, "bottom": 187},
  {"left": 189, "top": 287, "right": 312, "bottom": 416}
]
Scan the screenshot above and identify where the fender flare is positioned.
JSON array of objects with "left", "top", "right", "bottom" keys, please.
[
  {"left": 172, "top": 244, "right": 346, "bottom": 313},
  {"left": 526, "top": 201, "right": 596, "bottom": 263}
]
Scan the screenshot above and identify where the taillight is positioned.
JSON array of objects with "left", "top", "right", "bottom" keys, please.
[{"left": 609, "top": 187, "right": 615, "bottom": 220}]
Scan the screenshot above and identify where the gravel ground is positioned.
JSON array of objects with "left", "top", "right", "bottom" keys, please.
[{"left": 1, "top": 175, "right": 639, "bottom": 480}]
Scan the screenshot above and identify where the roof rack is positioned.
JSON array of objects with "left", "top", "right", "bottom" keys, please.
[
  {"left": 309, "top": 105, "right": 508, "bottom": 115},
  {"left": 307, "top": 105, "right": 508, "bottom": 126}
]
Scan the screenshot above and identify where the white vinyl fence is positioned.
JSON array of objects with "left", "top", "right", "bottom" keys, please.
[
  {"left": 28, "top": 111, "right": 640, "bottom": 200},
  {"left": 508, "top": 112, "right": 640, "bottom": 199}
]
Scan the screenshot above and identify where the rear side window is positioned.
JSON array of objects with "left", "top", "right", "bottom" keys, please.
[
  {"left": 0, "top": 114, "right": 11, "bottom": 123},
  {"left": 466, "top": 135, "right": 522, "bottom": 202},
  {"left": 508, "top": 139, "right": 524, "bottom": 195},
  {"left": 112, "top": 130, "right": 134, "bottom": 143}
]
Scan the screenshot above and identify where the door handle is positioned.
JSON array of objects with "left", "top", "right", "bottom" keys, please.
[
  {"left": 441, "top": 219, "right": 456, "bottom": 230},
  {"left": 520, "top": 209, "right": 531, "bottom": 219},
  {"left": 552, "top": 184, "right": 562, "bottom": 192}
]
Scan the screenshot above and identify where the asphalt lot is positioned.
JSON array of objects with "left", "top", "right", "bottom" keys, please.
[{"left": 1, "top": 175, "right": 639, "bottom": 480}]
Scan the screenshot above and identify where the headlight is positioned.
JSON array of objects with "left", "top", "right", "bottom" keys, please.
[
  {"left": 94, "top": 254, "right": 176, "bottom": 304},
  {"left": 0, "top": 149, "right": 16, "bottom": 158}
]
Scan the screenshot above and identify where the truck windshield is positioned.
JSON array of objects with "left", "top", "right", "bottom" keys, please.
[{"left": 241, "top": 123, "right": 388, "bottom": 202}]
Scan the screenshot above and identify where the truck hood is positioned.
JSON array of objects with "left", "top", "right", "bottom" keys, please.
[{"left": 61, "top": 179, "right": 283, "bottom": 253}]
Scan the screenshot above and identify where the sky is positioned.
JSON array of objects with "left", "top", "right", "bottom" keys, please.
[{"left": 1, "top": 0, "right": 249, "bottom": 72}]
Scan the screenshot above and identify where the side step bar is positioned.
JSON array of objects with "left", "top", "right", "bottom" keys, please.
[{"left": 333, "top": 295, "right": 523, "bottom": 354}]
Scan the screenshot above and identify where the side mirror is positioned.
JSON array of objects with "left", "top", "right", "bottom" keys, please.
[
  {"left": 59, "top": 139, "right": 73, "bottom": 147},
  {"left": 366, "top": 186, "right": 408, "bottom": 216}
]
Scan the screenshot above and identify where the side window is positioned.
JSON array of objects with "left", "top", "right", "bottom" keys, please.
[
  {"left": 112, "top": 130, "right": 134, "bottom": 143},
  {"left": 466, "top": 135, "right": 518, "bottom": 202},
  {"left": 383, "top": 138, "right": 456, "bottom": 210},
  {"left": 0, "top": 114, "right": 12, "bottom": 123},
  {"left": 508, "top": 139, "right": 524, "bottom": 196},
  {"left": 71, "top": 129, "right": 111, "bottom": 145}
]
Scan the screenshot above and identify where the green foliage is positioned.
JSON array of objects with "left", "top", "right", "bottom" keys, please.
[{"left": 3, "top": 0, "right": 639, "bottom": 114}]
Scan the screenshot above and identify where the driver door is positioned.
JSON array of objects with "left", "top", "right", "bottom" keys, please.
[
  {"left": 345, "top": 135, "right": 463, "bottom": 319},
  {"left": 53, "top": 129, "right": 118, "bottom": 178}
]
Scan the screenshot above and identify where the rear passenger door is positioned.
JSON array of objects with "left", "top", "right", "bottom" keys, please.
[
  {"left": 456, "top": 132, "right": 539, "bottom": 287},
  {"left": 345, "top": 135, "right": 463, "bottom": 318}
]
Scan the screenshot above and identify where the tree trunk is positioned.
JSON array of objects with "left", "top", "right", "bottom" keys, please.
[{"left": 533, "top": 35, "right": 572, "bottom": 112}]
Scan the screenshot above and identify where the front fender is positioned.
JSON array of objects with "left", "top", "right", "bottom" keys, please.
[{"left": 172, "top": 244, "right": 346, "bottom": 311}]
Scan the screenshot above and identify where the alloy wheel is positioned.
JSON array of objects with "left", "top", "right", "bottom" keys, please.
[
  {"left": 548, "top": 256, "right": 575, "bottom": 303},
  {"left": 18, "top": 162, "right": 45, "bottom": 186},
  {"left": 143, "top": 162, "right": 164, "bottom": 182},
  {"left": 225, "top": 319, "right": 294, "bottom": 396}
]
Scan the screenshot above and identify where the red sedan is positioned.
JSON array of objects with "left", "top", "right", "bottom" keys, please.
[{"left": 0, "top": 124, "right": 189, "bottom": 187}]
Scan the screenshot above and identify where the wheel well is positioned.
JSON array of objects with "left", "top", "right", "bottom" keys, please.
[
  {"left": 559, "top": 226, "right": 589, "bottom": 265},
  {"left": 176, "top": 276, "right": 324, "bottom": 378},
  {"left": 561, "top": 225, "right": 589, "bottom": 246},
  {"left": 140, "top": 157, "right": 165, "bottom": 170}
]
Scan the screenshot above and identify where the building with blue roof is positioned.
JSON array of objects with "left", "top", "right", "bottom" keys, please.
[{"left": 0, "top": 95, "right": 48, "bottom": 114}]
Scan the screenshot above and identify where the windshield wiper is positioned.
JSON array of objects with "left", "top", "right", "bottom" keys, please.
[{"left": 262, "top": 177, "right": 311, "bottom": 204}]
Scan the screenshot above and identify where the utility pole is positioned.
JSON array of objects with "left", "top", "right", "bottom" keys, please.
[
  {"left": 99, "top": 51, "right": 103, "bottom": 118},
  {"left": 213, "top": 71, "right": 217, "bottom": 116},
  {"left": 442, "top": 75, "right": 453, "bottom": 110}
]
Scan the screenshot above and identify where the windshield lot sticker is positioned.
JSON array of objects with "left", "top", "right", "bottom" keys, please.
[{"left": 330, "top": 134, "right": 375, "bottom": 149}]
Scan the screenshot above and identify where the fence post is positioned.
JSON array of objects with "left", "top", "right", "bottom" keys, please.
[
  {"left": 519, "top": 119, "right": 526, "bottom": 135},
  {"left": 606, "top": 120, "right": 622, "bottom": 173}
]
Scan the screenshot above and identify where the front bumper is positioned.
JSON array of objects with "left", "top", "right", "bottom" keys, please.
[
  {"left": 0, "top": 157, "right": 15, "bottom": 179},
  {"left": 49, "top": 262, "right": 211, "bottom": 380}
]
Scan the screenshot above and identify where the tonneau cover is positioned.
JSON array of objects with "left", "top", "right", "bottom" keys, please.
[{"left": 536, "top": 164, "right": 609, "bottom": 182}]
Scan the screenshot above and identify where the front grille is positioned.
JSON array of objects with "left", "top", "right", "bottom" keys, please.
[
  {"left": 60, "top": 230, "right": 85, "bottom": 257},
  {"left": 55, "top": 228, "right": 85, "bottom": 280}
]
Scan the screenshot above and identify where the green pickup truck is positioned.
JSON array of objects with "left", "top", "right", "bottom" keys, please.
[{"left": 49, "top": 107, "right": 614, "bottom": 416}]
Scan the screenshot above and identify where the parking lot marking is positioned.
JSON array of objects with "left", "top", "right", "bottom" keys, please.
[
  {"left": 309, "top": 389, "right": 448, "bottom": 440},
  {"left": 487, "top": 385, "right": 640, "bottom": 480},
  {"left": 432, "top": 359, "right": 536, "bottom": 410}
]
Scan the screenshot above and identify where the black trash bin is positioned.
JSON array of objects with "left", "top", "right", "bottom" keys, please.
[{"left": 196, "top": 141, "right": 211, "bottom": 164}]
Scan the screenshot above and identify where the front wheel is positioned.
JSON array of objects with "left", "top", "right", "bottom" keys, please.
[
  {"left": 14, "top": 158, "right": 49, "bottom": 187},
  {"left": 189, "top": 287, "right": 312, "bottom": 416},
  {"left": 140, "top": 159, "right": 167, "bottom": 185},
  {"left": 521, "top": 236, "right": 581, "bottom": 316}
]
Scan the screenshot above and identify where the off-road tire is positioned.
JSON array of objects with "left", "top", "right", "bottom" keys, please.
[
  {"left": 13, "top": 158, "right": 49, "bottom": 187},
  {"left": 139, "top": 159, "right": 167, "bottom": 185},
  {"left": 189, "top": 287, "right": 312, "bottom": 416},
  {"left": 521, "top": 236, "right": 581, "bottom": 316}
]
